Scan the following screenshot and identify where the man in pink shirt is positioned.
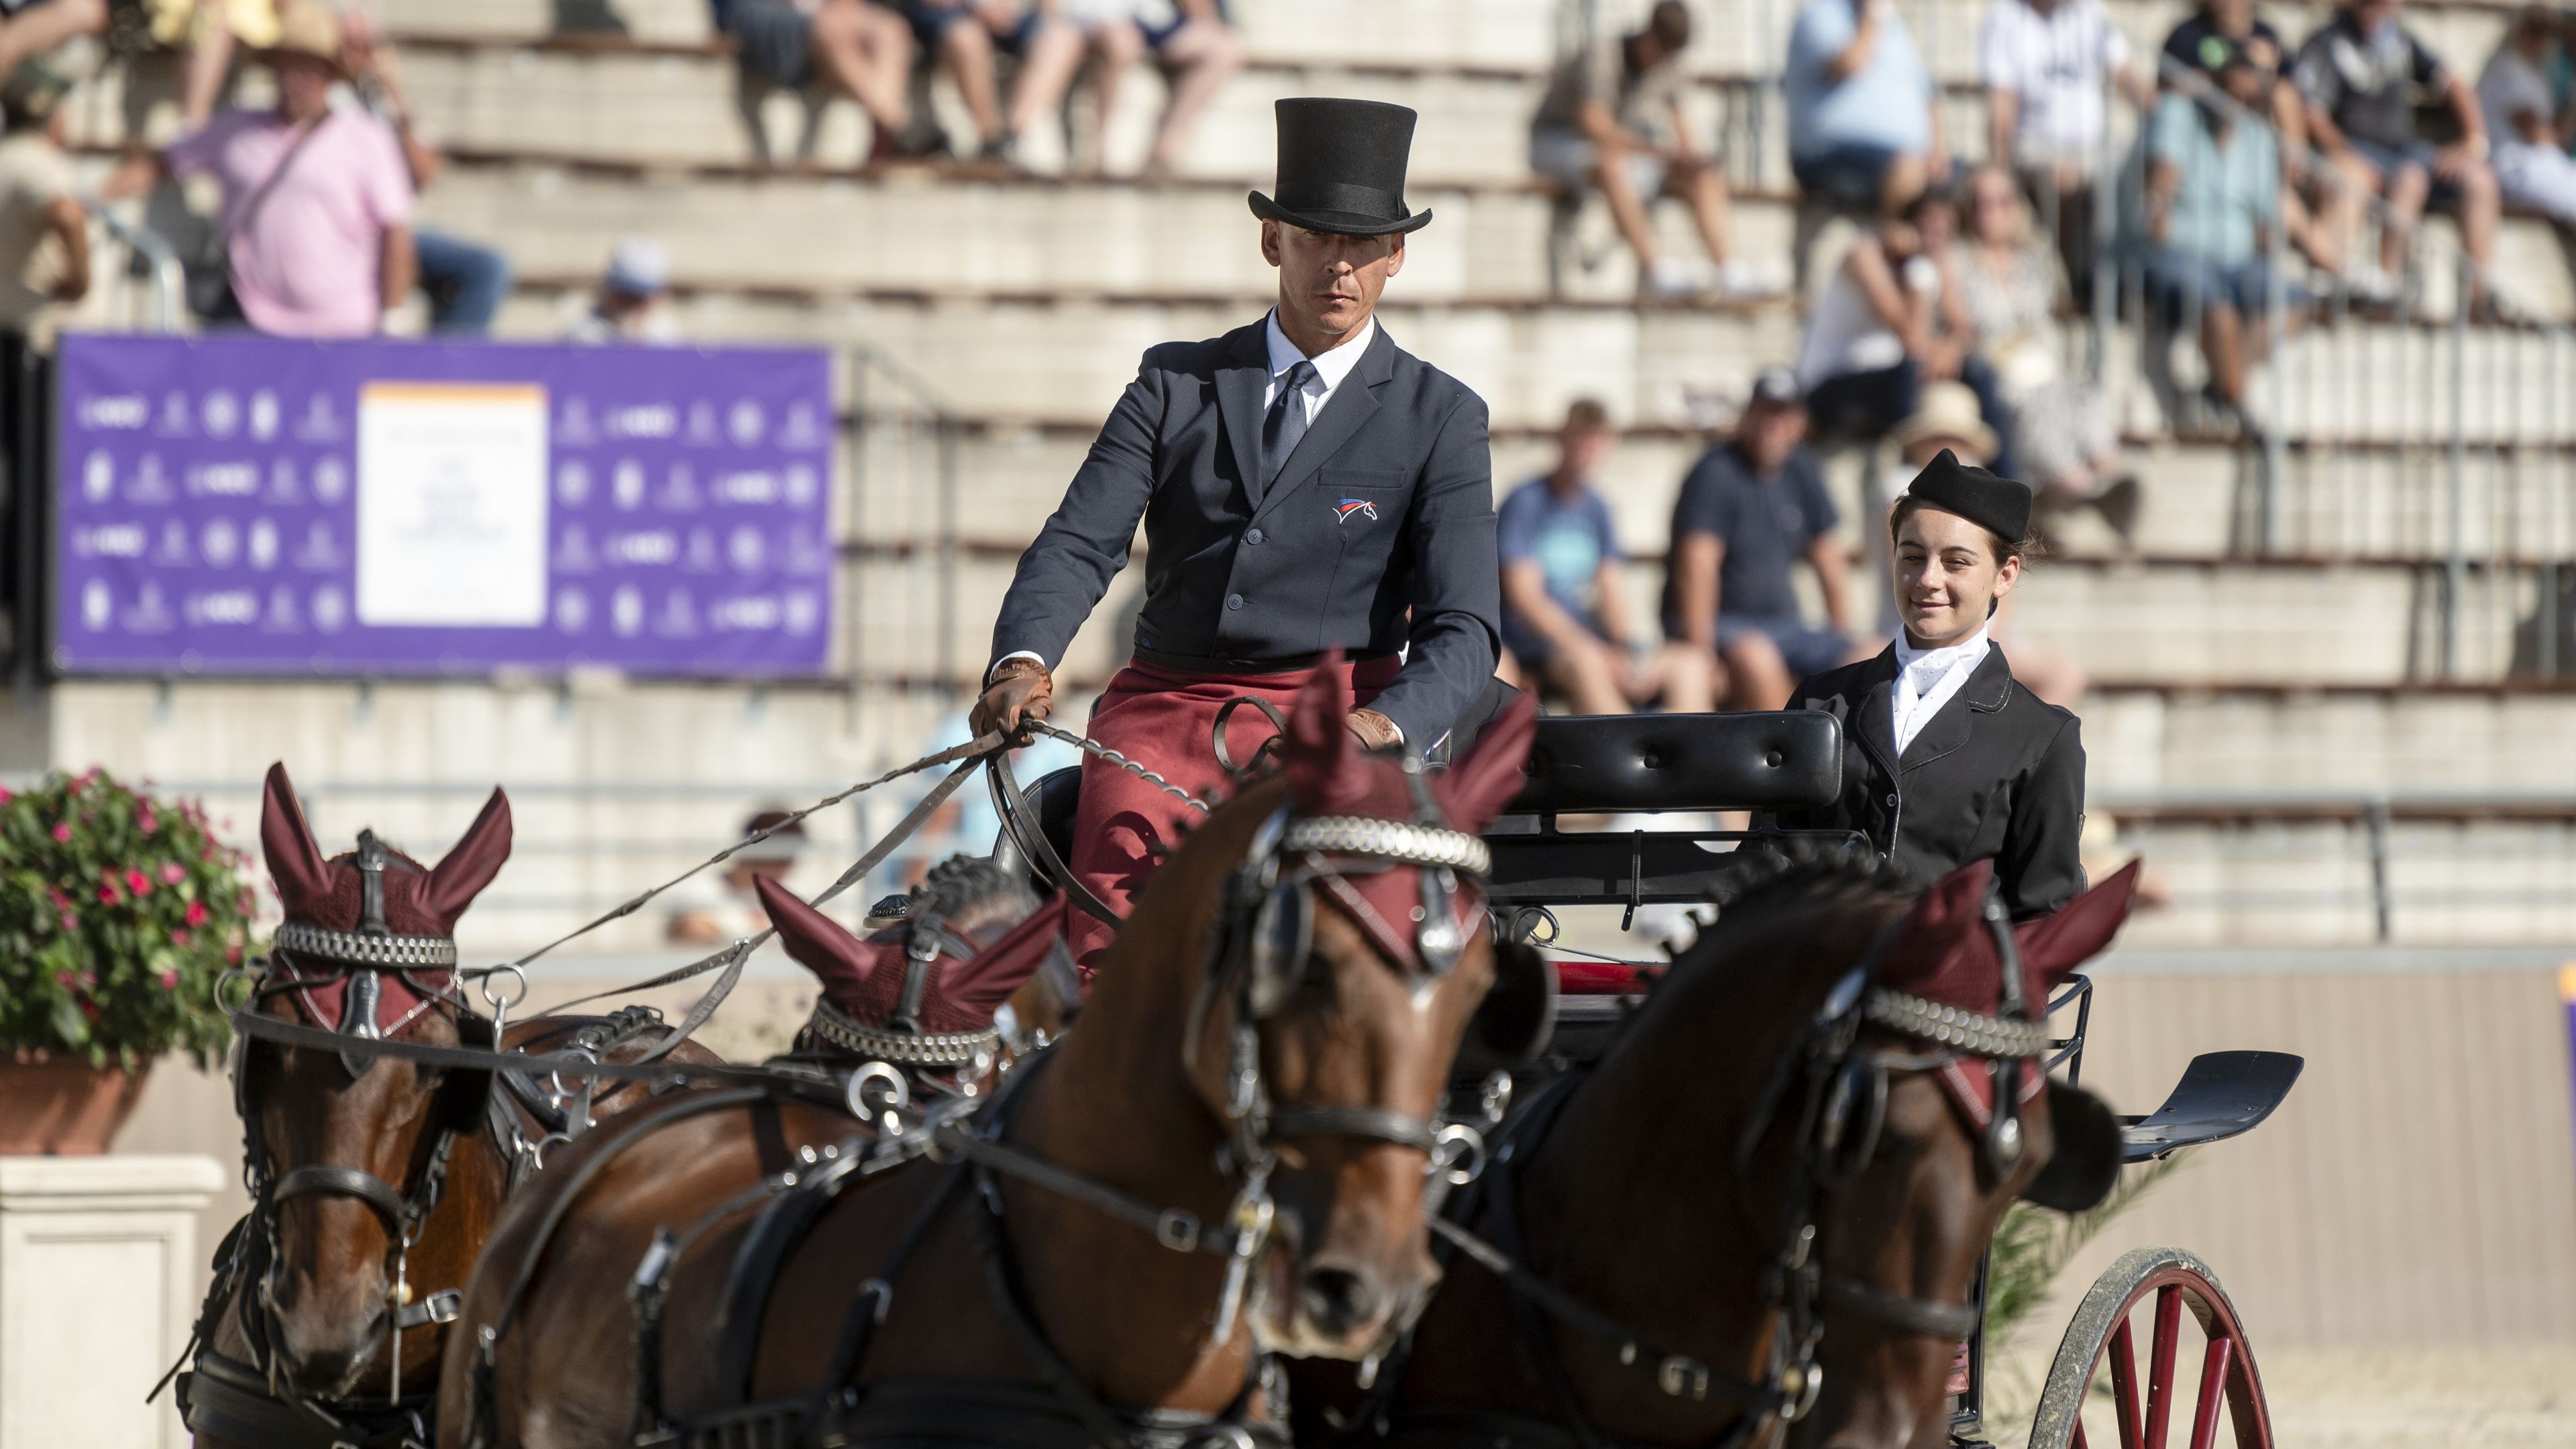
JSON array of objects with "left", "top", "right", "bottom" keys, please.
[{"left": 109, "top": 6, "right": 413, "bottom": 337}]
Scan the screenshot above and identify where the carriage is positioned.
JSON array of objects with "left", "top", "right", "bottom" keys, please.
[{"left": 993, "top": 707, "right": 2308, "bottom": 1449}]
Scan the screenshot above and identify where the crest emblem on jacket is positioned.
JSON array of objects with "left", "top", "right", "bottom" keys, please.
[{"left": 1334, "top": 498, "right": 1379, "bottom": 525}]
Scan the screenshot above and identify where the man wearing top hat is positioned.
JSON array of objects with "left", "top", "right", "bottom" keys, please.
[
  {"left": 1770, "top": 449, "right": 2086, "bottom": 920},
  {"left": 969, "top": 97, "right": 1501, "bottom": 967}
]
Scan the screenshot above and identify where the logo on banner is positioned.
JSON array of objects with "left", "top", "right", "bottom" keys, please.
[{"left": 1334, "top": 498, "right": 1379, "bottom": 525}]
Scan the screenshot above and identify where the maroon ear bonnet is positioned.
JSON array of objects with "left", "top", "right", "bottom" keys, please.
[
  {"left": 755, "top": 875, "right": 1059, "bottom": 1038},
  {"left": 260, "top": 761, "right": 513, "bottom": 1036},
  {"left": 261, "top": 763, "right": 513, "bottom": 938}
]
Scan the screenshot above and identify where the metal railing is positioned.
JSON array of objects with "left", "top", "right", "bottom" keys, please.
[{"left": 78, "top": 200, "right": 182, "bottom": 335}]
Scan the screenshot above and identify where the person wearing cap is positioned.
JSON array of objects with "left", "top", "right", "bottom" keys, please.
[
  {"left": 1771, "top": 450, "right": 2086, "bottom": 920},
  {"left": 971, "top": 97, "right": 1499, "bottom": 967},
  {"left": 1498, "top": 398, "right": 1718, "bottom": 714},
  {"left": 665, "top": 808, "right": 806, "bottom": 945},
  {"left": 0, "top": 61, "right": 89, "bottom": 353},
  {"left": 105, "top": 3, "right": 416, "bottom": 338},
  {"left": 572, "top": 237, "right": 683, "bottom": 344},
  {"left": 1662, "top": 366, "right": 1868, "bottom": 710}
]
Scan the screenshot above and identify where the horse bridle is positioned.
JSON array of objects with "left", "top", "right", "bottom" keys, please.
[
  {"left": 1388, "top": 881, "right": 2052, "bottom": 1449},
  {"left": 802, "top": 911, "right": 1008, "bottom": 1073},
  {"left": 223, "top": 831, "right": 481, "bottom": 1412}
]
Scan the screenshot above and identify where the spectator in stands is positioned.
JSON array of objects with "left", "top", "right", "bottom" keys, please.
[
  {"left": 2480, "top": 7, "right": 2576, "bottom": 227},
  {"left": 1065, "top": 0, "right": 1242, "bottom": 178},
  {"left": 570, "top": 237, "right": 682, "bottom": 343},
  {"left": 0, "top": 62, "right": 89, "bottom": 352},
  {"left": 2293, "top": 0, "right": 2499, "bottom": 308},
  {"left": 1785, "top": 0, "right": 1943, "bottom": 217},
  {"left": 1954, "top": 165, "right": 2138, "bottom": 543},
  {"left": 0, "top": 0, "right": 106, "bottom": 90},
  {"left": 2143, "top": 43, "right": 2287, "bottom": 427},
  {"left": 1497, "top": 399, "right": 1719, "bottom": 716},
  {"left": 900, "top": 0, "right": 1083, "bottom": 163},
  {"left": 712, "top": 0, "right": 934, "bottom": 161},
  {"left": 340, "top": 13, "right": 514, "bottom": 335},
  {"left": 1980, "top": 0, "right": 2146, "bottom": 303},
  {"left": 665, "top": 808, "right": 804, "bottom": 945},
  {"left": 2161, "top": 0, "right": 2332, "bottom": 273},
  {"left": 107, "top": 5, "right": 415, "bottom": 338},
  {"left": 1662, "top": 368, "right": 1867, "bottom": 712},
  {"left": 1531, "top": 1, "right": 1762, "bottom": 299},
  {"left": 1797, "top": 188, "right": 2019, "bottom": 477}
]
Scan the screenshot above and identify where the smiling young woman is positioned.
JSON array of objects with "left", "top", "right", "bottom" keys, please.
[{"left": 1769, "top": 449, "right": 2086, "bottom": 920}]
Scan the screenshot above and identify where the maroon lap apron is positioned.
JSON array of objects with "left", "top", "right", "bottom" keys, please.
[{"left": 1065, "top": 651, "right": 1402, "bottom": 972}]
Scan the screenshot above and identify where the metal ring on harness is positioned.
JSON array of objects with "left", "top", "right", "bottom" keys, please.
[
  {"left": 478, "top": 964, "right": 527, "bottom": 1036},
  {"left": 844, "top": 1061, "right": 911, "bottom": 1124}
]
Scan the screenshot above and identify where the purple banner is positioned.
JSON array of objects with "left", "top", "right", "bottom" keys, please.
[{"left": 52, "top": 333, "right": 835, "bottom": 678}]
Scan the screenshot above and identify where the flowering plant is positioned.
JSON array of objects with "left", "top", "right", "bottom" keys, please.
[{"left": 0, "top": 769, "right": 254, "bottom": 1067}]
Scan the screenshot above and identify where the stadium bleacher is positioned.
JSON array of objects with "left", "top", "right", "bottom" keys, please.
[{"left": 30, "top": 0, "right": 2576, "bottom": 950}]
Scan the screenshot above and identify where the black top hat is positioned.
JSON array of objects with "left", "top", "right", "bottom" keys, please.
[
  {"left": 1900, "top": 449, "right": 2033, "bottom": 543},
  {"left": 1248, "top": 98, "right": 1432, "bottom": 237}
]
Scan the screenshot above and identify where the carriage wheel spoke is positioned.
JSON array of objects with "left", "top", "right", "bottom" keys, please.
[
  {"left": 2144, "top": 1283, "right": 2184, "bottom": 1449},
  {"left": 2075, "top": 1420, "right": 2091, "bottom": 1449},
  {"left": 2190, "top": 1333, "right": 2236, "bottom": 1449},
  {"left": 2109, "top": 1318, "right": 2144, "bottom": 1449}
]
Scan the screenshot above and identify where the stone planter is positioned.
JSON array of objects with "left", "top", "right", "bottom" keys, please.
[{"left": 0, "top": 1055, "right": 150, "bottom": 1155}]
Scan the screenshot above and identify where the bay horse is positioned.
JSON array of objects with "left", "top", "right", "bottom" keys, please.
[
  {"left": 1308, "top": 845, "right": 2134, "bottom": 1449},
  {"left": 437, "top": 665, "right": 1546, "bottom": 1448},
  {"left": 178, "top": 763, "right": 730, "bottom": 1449}
]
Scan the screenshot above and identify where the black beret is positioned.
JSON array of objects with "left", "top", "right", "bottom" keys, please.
[{"left": 1899, "top": 448, "right": 2033, "bottom": 543}]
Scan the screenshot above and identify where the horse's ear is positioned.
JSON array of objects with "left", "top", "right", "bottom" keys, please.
[
  {"left": 260, "top": 763, "right": 333, "bottom": 918},
  {"left": 755, "top": 874, "right": 883, "bottom": 999},
  {"left": 1281, "top": 651, "right": 1371, "bottom": 816},
  {"left": 423, "top": 788, "right": 513, "bottom": 932},
  {"left": 2015, "top": 859, "right": 2141, "bottom": 990},
  {"left": 1434, "top": 690, "right": 1538, "bottom": 833}
]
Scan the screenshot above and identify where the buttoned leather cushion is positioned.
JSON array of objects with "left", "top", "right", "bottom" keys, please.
[{"left": 1503, "top": 712, "right": 1843, "bottom": 816}]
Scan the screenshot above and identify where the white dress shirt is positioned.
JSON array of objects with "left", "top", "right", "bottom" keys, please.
[
  {"left": 1890, "top": 627, "right": 1992, "bottom": 756},
  {"left": 1264, "top": 309, "right": 1376, "bottom": 423}
]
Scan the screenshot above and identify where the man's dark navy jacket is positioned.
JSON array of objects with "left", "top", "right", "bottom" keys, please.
[{"left": 990, "top": 317, "right": 1501, "bottom": 749}]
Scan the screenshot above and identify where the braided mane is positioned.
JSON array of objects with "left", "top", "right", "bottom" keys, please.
[
  {"left": 1703, "top": 837, "right": 1913, "bottom": 920},
  {"left": 908, "top": 853, "right": 1039, "bottom": 939}
]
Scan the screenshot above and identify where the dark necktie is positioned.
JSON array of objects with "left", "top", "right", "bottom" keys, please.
[{"left": 1261, "top": 360, "right": 1320, "bottom": 482}]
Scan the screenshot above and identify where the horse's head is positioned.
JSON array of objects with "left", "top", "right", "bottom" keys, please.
[
  {"left": 1135, "top": 660, "right": 1541, "bottom": 1362},
  {"left": 1780, "top": 858, "right": 2135, "bottom": 1449},
  {"left": 761, "top": 853, "right": 1051, "bottom": 1089},
  {"left": 241, "top": 762, "right": 509, "bottom": 1398}
]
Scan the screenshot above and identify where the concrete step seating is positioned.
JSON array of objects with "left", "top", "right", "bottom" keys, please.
[{"left": 56, "top": 676, "right": 2569, "bottom": 949}]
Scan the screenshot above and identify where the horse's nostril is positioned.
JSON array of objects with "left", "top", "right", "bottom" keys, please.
[{"left": 1299, "top": 1266, "right": 1381, "bottom": 1336}]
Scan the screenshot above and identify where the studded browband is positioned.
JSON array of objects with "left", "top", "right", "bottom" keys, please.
[
  {"left": 271, "top": 921, "right": 460, "bottom": 971},
  {"left": 1278, "top": 816, "right": 1491, "bottom": 877},
  {"left": 807, "top": 996, "right": 998, "bottom": 1067},
  {"left": 1861, "top": 989, "right": 2051, "bottom": 1059}
]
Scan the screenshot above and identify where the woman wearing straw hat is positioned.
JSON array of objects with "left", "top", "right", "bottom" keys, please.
[{"left": 1772, "top": 447, "right": 2086, "bottom": 920}]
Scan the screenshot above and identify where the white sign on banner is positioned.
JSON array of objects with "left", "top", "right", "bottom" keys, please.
[{"left": 355, "top": 382, "right": 549, "bottom": 627}]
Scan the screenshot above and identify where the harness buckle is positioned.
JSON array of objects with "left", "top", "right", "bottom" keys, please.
[
  {"left": 1430, "top": 1122, "right": 1487, "bottom": 1188},
  {"left": 1657, "top": 1356, "right": 1712, "bottom": 1401},
  {"left": 1155, "top": 1209, "right": 1203, "bottom": 1252}
]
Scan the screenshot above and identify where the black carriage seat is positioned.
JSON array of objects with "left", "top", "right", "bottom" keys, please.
[
  {"left": 2117, "top": 1051, "right": 2304, "bottom": 1164},
  {"left": 1484, "top": 711, "right": 1852, "bottom": 911},
  {"left": 989, "top": 763, "right": 1084, "bottom": 899}
]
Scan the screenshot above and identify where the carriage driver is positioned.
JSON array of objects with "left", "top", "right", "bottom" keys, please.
[{"left": 969, "top": 98, "right": 1502, "bottom": 969}]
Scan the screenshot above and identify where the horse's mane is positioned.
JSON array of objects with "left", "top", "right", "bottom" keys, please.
[
  {"left": 1627, "top": 838, "right": 1915, "bottom": 1021},
  {"left": 904, "top": 853, "right": 1039, "bottom": 939}
]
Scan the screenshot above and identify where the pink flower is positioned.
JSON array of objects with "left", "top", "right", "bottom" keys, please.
[
  {"left": 0, "top": 786, "right": 13, "bottom": 804},
  {"left": 77, "top": 1000, "right": 99, "bottom": 1024},
  {"left": 138, "top": 805, "right": 158, "bottom": 835},
  {"left": 225, "top": 943, "right": 243, "bottom": 965},
  {"left": 50, "top": 823, "right": 69, "bottom": 843},
  {"left": 53, "top": 969, "right": 73, "bottom": 986},
  {"left": 158, "top": 969, "right": 179, "bottom": 989},
  {"left": 56, "top": 912, "right": 76, "bottom": 931},
  {"left": 184, "top": 899, "right": 208, "bottom": 927},
  {"left": 96, "top": 883, "right": 119, "bottom": 904},
  {"left": 169, "top": 930, "right": 191, "bottom": 948},
  {"left": 159, "top": 862, "right": 185, "bottom": 886},
  {"left": 125, "top": 869, "right": 150, "bottom": 896}
]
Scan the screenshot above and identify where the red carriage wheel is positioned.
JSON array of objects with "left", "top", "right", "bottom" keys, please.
[{"left": 2025, "top": 1247, "right": 2273, "bottom": 1449}]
